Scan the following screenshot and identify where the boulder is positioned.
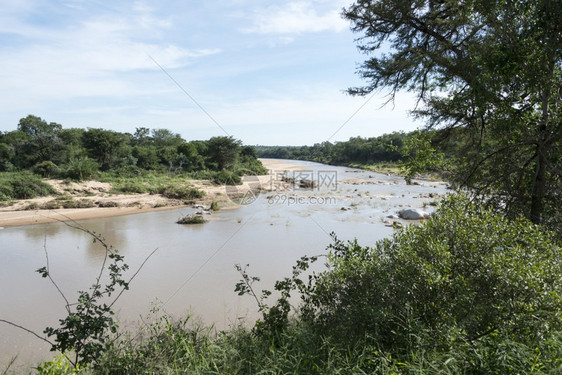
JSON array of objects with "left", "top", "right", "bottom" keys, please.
[
  {"left": 399, "top": 208, "right": 429, "bottom": 220},
  {"left": 299, "top": 179, "right": 315, "bottom": 189}
]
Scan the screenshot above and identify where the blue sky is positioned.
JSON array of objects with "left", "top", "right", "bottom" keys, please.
[{"left": 0, "top": 0, "right": 423, "bottom": 145}]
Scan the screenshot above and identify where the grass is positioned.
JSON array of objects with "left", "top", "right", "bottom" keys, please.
[
  {"left": 151, "top": 185, "right": 205, "bottom": 200},
  {"left": 347, "top": 162, "right": 445, "bottom": 181},
  {"left": 210, "top": 200, "right": 220, "bottom": 211},
  {"left": 346, "top": 162, "right": 402, "bottom": 175},
  {"left": 38, "top": 312, "right": 562, "bottom": 375},
  {"left": 99, "top": 172, "right": 205, "bottom": 200},
  {"left": 22, "top": 199, "right": 97, "bottom": 210}
]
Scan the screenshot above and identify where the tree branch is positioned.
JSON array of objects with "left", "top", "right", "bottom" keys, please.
[{"left": 0, "top": 319, "right": 53, "bottom": 347}]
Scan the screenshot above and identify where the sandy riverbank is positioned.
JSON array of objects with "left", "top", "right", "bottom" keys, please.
[{"left": 0, "top": 159, "right": 302, "bottom": 228}]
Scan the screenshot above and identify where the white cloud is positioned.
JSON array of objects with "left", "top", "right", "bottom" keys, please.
[
  {"left": 0, "top": 1, "right": 220, "bottom": 113},
  {"left": 246, "top": 1, "right": 348, "bottom": 35},
  {"left": 0, "top": 0, "right": 421, "bottom": 144}
]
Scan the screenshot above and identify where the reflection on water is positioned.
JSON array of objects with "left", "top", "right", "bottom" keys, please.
[{"left": 0, "top": 160, "right": 448, "bottom": 371}]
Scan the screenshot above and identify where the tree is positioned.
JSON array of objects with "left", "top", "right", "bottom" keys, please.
[
  {"left": 82, "top": 128, "right": 128, "bottom": 171},
  {"left": 16, "top": 115, "right": 64, "bottom": 167},
  {"left": 18, "top": 115, "right": 62, "bottom": 137},
  {"left": 343, "top": 0, "right": 561, "bottom": 228},
  {"left": 206, "top": 136, "right": 242, "bottom": 170},
  {"left": 132, "top": 145, "right": 159, "bottom": 170},
  {"left": 133, "top": 127, "right": 151, "bottom": 146},
  {"left": 176, "top": 142, "right": 200, "bottom": 171},
  {"left": 58, "top": 128, "right": 87, "bottom": 164},
  {"left": 151, "top": 128, "right": 182, "bottom": 148}
]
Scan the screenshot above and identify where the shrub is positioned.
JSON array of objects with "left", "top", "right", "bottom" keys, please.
[
  {"left": 299, "top": 194, "right": 561, "bottom": 363},
  {"left": 0, "top": 172, "right": 56, "bottom": 200},
  {"left": 213, "top": 170, "right": 242, "bottom": 185},
  {"left": 98, "top": 201, "right": 120, "bottom": 208},
  {"left": 60, "top": 157, "right": 99, "bottom": 181},
  {"left": 60, "top": 199, "right": 95, "bottom": 209},
  {"left": 177, "top": 215, "right": 206, "bottom": 224},
  {"left": 153, "top": 185, "right": 205, "bottom": 200},
  {"left": 112, "top": 181, "right": 148, "bottom": 194},
  {"left": 210, "top": 201, "right": 220, "bottom": 211},
  {"left": 41, "top": 200, "right": 62, "bottom": 210},
  {"left": 23, "top": 202, "right": 40, "bottom": 210},
  {"left": 34, "top": 161, "right": 59, "bottom": 177},
  {"left": 35, "top": 228, "right": 139, "bottom": 368}
]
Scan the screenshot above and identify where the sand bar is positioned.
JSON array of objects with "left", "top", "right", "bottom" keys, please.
[{"left": 0, "top": 159, "right": 301, "bottom": 228}]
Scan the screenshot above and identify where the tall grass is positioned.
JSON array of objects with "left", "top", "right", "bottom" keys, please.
[
  {"left": 98, "top": 172, "right": 205, "bottom": 199},
  {"left": 66, "top": 314, "right": 562, "bottom": 375}
]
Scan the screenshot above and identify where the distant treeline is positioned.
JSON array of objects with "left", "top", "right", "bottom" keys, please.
[
  {"left": 256, "top": 132, "right": 413, "bottom": 166},
  {"left": 0, "top": 115, "right": 266, "bottom": 179}
]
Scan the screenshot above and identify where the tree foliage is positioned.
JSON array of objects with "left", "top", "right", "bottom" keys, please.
[
  {"left": 343, "top": 0, "right": 562, "bottom": 228},
  {"left": 304, "top": 195, "right": 561, "bottom": 350},
  {"left": 0, "top": 115, "right": 265, "bottom": 180},
  {"left": 256, "top": 132, "right": 406, "bottom": 165}
]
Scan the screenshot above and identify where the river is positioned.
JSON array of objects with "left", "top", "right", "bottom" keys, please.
[{"left": 0, "top": 160, "right": 448, "bottom": 371}]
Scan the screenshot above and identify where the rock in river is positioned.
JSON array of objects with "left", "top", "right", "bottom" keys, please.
[{"left": 399, "top": 208, "right": 429, "bottom": 220}]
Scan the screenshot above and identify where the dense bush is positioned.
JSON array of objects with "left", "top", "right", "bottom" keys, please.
[
  {"left": 60, "top": 157, "right": 99, "bottom": 181},
  {"left": 296, "top": 194, "right": 562, "bottom": 370},
  {"left": 213, "top": 169, "right": 242, "bottom": 185},
  {"left": 33, "top": 161, "right": 59, "bottom": 177},
  {"left": 0, "top": 172, "right": 57, "bottom": 200}
]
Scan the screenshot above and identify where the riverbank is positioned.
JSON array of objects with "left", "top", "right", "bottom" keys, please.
[{"left": 0, "top": 159, "right": 302, "bottom": 228}]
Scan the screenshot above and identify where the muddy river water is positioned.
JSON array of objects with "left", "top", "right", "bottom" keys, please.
[{"left": 0, "top": 160, "right": 448, "bottom": 371}]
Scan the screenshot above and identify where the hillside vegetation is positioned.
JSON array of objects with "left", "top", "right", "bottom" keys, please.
[{"left": 0, "top": 115, "right": 266, "bottom": 203}]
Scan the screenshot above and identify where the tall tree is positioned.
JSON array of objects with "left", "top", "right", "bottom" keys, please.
[
  {"left": 343, "top": 0, "right": 561, "bottom": 227},
  {"left": 82, "top": 128, "right": 127, "bottom": 171},
  {"left": 16, "top": 115, "right": 63, "bottom": 167},
  {"left": 206, "top": 136, "right": 242, "bottom": 170}
]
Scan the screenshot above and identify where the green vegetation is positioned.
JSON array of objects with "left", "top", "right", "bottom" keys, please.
[
  {"left": 346, "top": 162, "right": 402, "bottom": 175},
  {"left": 210, "top": 200, "right": 220, "bottom": 211},
  {"left": 0, "top": 172, "right": 57, "bottom": 201},
  {"left": 35, "top": 229, "right": 132, "bottom": 367},
  {"left": 32, "top": 199, "right": 96, "bottom": 210},
  {"left": 255, "top": 132, "right": 446, "bottom": 179},
  {"left": 256, "top": 132, "right": 406, "bottom": 166},
  {"left": 176, "top": 215, "right": 207, "bottom": 224},
  {"left": 150, "top": 185, "right": 205, "bottom": 200},
  {"left": 0, "top": 116, "right": 266, "bottom": 205},
  {"left": 0, "top": 115, "right": 266, "bottom": 186}
]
